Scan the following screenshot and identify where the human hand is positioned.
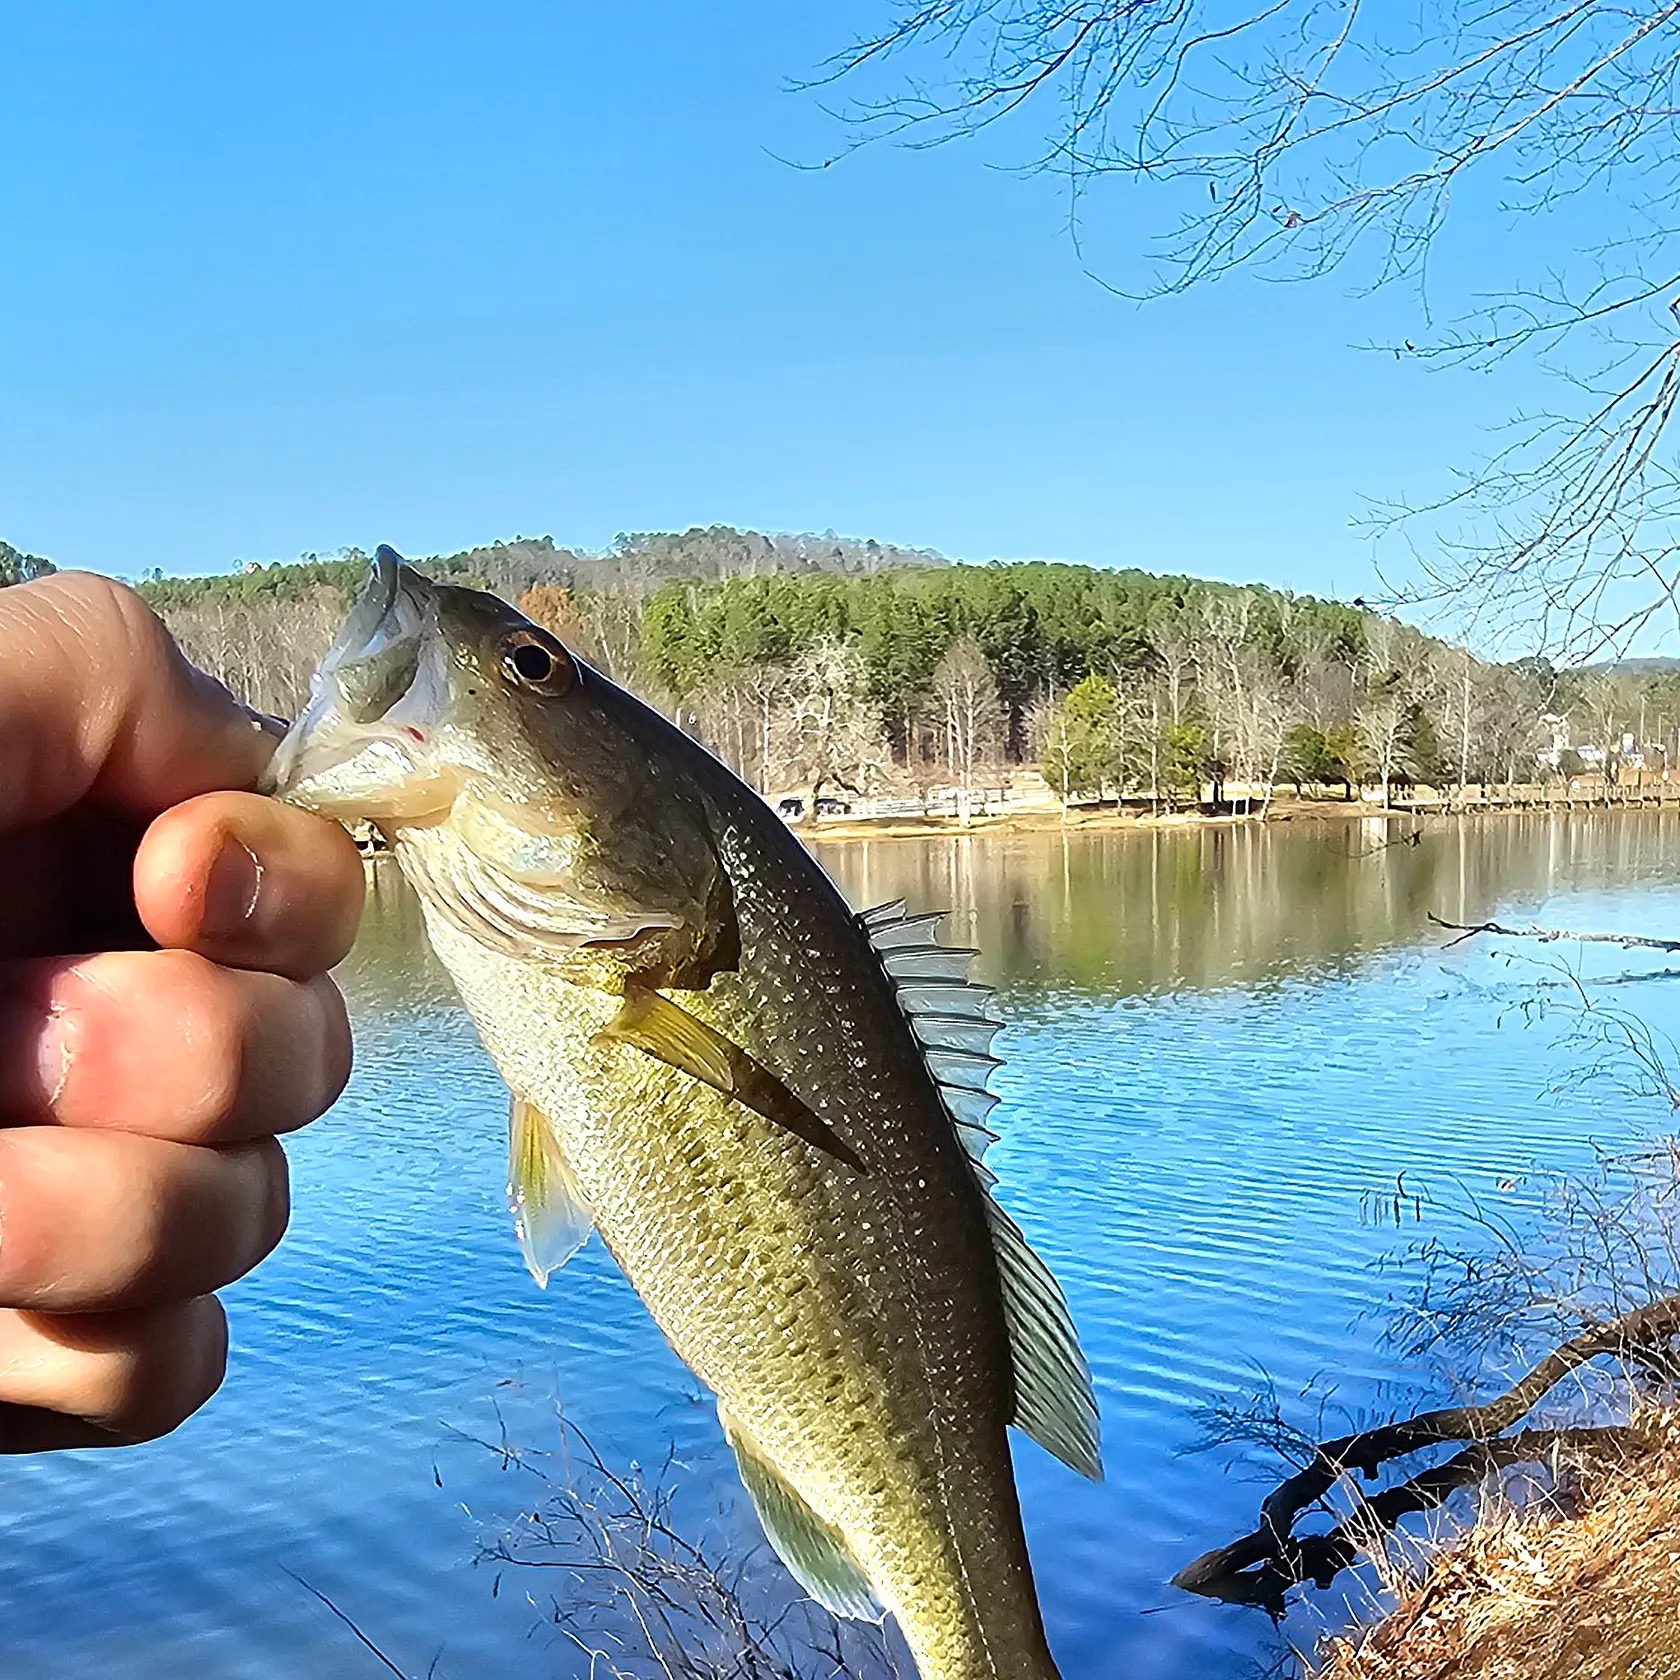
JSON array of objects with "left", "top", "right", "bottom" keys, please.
[{"left": 0, "top": 573, "right": 363, "bottom": 1450}]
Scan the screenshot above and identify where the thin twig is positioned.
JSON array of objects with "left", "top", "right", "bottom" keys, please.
[{"left": 284, "top": 1569, "right": 415, "bottom": 1679}]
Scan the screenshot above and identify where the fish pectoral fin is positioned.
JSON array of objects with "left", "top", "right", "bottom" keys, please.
[
  {"left": 594, "top": 988, "right": 865, "bottom": 1173},
  {"left": 718, "top": 1405, "right": 881, "bottom": 1623},
  {"left": 507, "top": 1093, "right": 594, "bottom": 1287},
  {"left": 598, "top": 986, "right": 734, "bottom": 1085}
]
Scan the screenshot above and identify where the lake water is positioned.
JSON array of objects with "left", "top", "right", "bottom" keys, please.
[{"left": 7, "top": 812, "right": 1680, "bottom": 1679}]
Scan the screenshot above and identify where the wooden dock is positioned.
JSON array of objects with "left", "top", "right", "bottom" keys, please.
[{"left": 1389, "top": 781, "right": 1680, "bottom": 815}]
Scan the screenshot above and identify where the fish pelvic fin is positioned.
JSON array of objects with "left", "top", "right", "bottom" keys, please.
[
  {"left": 594, "top": 987, "right": 865, "bottom": 1173},
  {"left": 507, "top": 1093, "right": 594, "bottom": 1287},
  {"left": 862, "top": 902, "right": 1102, "bottom": 1482},
  {"left": 717, "top": 1404, "right": 882, "bottom": 1623}
]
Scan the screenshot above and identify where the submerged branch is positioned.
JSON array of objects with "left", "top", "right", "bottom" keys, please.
[
  {"left": 284, "top": 1569, "right": 417, "bottom": 1679},
  {"left": 1174, "top": 1296, "right": 1680, "bottom": 1611},
  {"left": 1428, "top": 912, "right": 1680, "bottom": 954},
  {"left": 1174, "top": 1426, "right": 1627, "bottom": 1612}
]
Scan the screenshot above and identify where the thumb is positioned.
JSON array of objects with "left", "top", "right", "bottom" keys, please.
[{"left": 0, "top": 573, "right": 278, "bottom": 831}]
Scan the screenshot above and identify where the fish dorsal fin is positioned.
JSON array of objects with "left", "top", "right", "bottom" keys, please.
[
  {"left": 858, "top": 897, "right": 908, "bottom": 929},
  {"left": 507, "top": 1094, "right": 594, "bottom": 1286},
  {"left": 595, "top": 988, "right": 865, "bottom": 1172},
  {"left": 987, "top": 1200, "right": 1103, "bottom": 1481},
  {"left": 861, "top": 902, "right": 1103, "bottom": 1482},
  {"left": 717, "top": 1404, "right": 881, "bottom": 1622},
  {"left": 861, "top": 903, "right": 1002, "bottom": 1167}
]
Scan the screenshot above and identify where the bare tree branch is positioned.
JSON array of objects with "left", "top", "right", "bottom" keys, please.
[
  {"left": 1174, "top": 1296, "right": 1680, "bottom": 1610},
  {"left": 818, "top": 3, "right": 1680, "bottom": 656}
]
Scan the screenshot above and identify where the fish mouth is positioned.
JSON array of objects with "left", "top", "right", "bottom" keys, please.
[{"left": 262, "top": 545, "right": 456, "bottom": 820}]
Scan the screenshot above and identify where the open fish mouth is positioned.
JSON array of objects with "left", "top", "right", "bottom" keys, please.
[{"left": 261, "top": 545, "right": 454, "bottom": 818}]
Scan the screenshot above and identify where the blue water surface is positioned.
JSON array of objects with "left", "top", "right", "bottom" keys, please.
[{"left": 5, "top": 815, "right": 1680, "bottom": 1679}]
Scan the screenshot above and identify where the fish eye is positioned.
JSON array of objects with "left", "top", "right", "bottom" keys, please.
[{"left": 499, "top": 627, "right": 574, "bottom": 697}]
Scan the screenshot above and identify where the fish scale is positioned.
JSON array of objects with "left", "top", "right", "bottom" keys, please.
[{"left": 269, "top": 550, "right": 1094, "bottom": 1680}]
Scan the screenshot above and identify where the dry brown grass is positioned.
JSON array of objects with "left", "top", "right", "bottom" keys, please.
[{"left": 1317, "top": 1411, "right": 1680, "bottom": 1680}]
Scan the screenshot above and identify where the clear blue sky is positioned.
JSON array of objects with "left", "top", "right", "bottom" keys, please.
[{"left": 0, "top": 1, "right": 1570, "bottom": 605}]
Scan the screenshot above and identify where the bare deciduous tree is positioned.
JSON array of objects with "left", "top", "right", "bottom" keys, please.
[
  {"left": 1147, "top": 607, "right": 1200, "bottom": 728},
  {"left": 821, "top": 3, "right": 1680, "bottom": 658},
  {"left": 1358, "top": 691, "right": 1411, "bottom": 809},
  {"left": 932, "top": 635, "right": 1003, "bottom": 823},
  {"left": 159, "top": 585, "right": 343, "bottom": 719},
  {"left": 781, "top": 637, "right": 888, "bottom": 813}
]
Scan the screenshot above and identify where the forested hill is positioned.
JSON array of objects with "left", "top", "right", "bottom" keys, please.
[
  {"left": 132, "top": 526, "right": 949, "bottom": 613},
  {"left": 2, "top": 523, "right": 1593, "bottom": 805},
  {"left": 111, "top": 524, "right": 1378, "bottom": 737}
]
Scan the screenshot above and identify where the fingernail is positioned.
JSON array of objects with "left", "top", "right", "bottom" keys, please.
[
  {"left": 203, "top": 837, "right": 264, "bottom": 939},
  {"left": 35, "top": 1010, "right": 71, "bottom": 1105},
  {"left": 0, "top": 998, "right": 72, "bottom": 1113}
]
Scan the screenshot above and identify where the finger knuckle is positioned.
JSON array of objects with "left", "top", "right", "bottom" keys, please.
[
  {"left": 43, "top": 574, "right": 171, "bottom": 669},
  {"left": 150, "top": 951, "right": 247, "bottom": 1128},
  {"left": 309, "top": 978, "right": 354, "bottom": 1117},
  {"left": 101, "top": 1300, "right": 228, "bottom": 1442}
]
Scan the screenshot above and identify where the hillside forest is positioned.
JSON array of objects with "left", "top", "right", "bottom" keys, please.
[{"left": 8, "top": 528, "right": 1679, "bottom": 814}]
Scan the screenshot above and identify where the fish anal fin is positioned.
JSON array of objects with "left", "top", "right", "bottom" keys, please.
[
  {"left": 595, "top": 988, "right": 865, "bottom": 1173},
  {"left": 508, "top": 1093, "right": 594, "bottom": 1287},
  {"left": 718, "top": 1405, "right": 881, "bottom": 1622}
]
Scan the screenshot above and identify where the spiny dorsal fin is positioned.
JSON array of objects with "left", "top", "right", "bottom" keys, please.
[
  {"left": 860, "top": 900, "right": 1103, "bottom": 1482},
  {"left": 717, "top": 1404, "right": 882, "bottom": 1622},
  {"left": 861, "top": 901, "right": 1001, "bottom": 1164},
  {"left": 508, "top": 1094, "right": 594, "bottom": 1286},
  {"left": 860, "top": 901, "right": 1001, "bottom": 1166},
  {"left": 859, "top": 897, "right": 908, "bottom": 929}
]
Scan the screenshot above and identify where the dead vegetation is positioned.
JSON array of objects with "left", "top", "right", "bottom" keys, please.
[
  {"left": 1316, "top": 1409, "right": 1680, "bottom": 1680},
  {"left": 1174, "top": 1299, "right": 1680, "bottom": 1613},
  {"left": 468, "top": 1418, "right": 895, "bottom": 1680},
  {"left": 1178, "top": 1126, "right": 1680, "bottom": 1678}
]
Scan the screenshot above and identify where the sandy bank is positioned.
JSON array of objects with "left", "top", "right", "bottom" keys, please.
[{"left": 802, "top": 797, "right": 1386, "bottom": 842}]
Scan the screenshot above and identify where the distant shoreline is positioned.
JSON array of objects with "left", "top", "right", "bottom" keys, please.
[
  {"left": 800, "top": 789, "right": 1680, "bottom": 842},
  {"left": 348, "top": 789, "right": 1680, "bottom": 861}
]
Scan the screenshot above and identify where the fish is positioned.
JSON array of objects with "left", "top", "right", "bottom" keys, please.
[{"left": 265, "top": 547, "right": 1100, "bottom": 1680}]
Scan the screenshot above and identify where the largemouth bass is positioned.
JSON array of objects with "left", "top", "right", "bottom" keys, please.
[{"left": 267, "top": 549, "right": 1100, "bottom": 1680}]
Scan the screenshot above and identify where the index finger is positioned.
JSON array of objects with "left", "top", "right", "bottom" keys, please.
[{"left": 0, "top": 573, "right": 276, "bottom": 830}]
